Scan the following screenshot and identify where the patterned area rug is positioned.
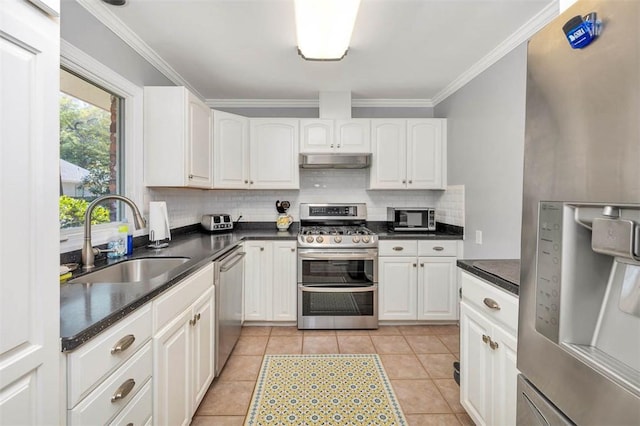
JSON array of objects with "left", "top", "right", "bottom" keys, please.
[{"left": 245, "top": 354, "right": 407, "bottom": 425}]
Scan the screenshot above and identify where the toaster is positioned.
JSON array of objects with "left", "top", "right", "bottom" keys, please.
[{"left": 201, "top": 214, "right": 233, "bottom": 232}]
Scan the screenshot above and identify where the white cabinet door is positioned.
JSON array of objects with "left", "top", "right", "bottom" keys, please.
[
  {"left": 272, "top": 241, "right": 297, "bottom": 321},
  {"left": 417, "top": 257, "right": 457, "bottom": 320},
  {"left": 250, "top": 119, "right": 299, "bottom": 189},
  {"left": 153, "top": 308, "right": 192, "bottom": 426},
  {"left": 213, "top": 110, "right": 249, "bottom": 188},
  {"left": 187, "top": 92, "right": 213, "bottom": 188},
  {"left": 370, "top": 120, "right": 407, "bottom": 189},
  {"left": 460, "top": 301, "right": 492, "bottom": 426},
  {"left": 243, "top": 242, "right": 273, "bottom": 321},
  {"left": 407, "top": 119, "right": 446, "bottom": 189},
  {"left": 0, "top": 2, "right": 60, "bottom": 425},
  {"left": 191, "top": 288, "right": 215, "bottom": 412},
  {"left": 378, "top": 257, "right": 417, "bottom": 320},
  {"left": 335, "top": 119, "right": 371, "bottom": 152},
  {"left": 300, "top": 119, "right": 333, "bottom": 153},
  {"left": 492, "top": 324, "right": 519, "bottom": 426}
]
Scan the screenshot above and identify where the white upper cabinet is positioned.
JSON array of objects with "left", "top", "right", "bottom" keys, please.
[
  {"left": 249, "top": 119, "right": 300, "bottom": 189},
  {"left": 144, "top": 86, "right": 213, "bottom": 188},
  {"left": 300, "top": 119, "right": 370, "bottom": 153},
  {"left": 370, "top": 118, "right": 446, "bottom": 190},
  {"left": 212, "top": 110, "right": 250, "bottom": 189}
]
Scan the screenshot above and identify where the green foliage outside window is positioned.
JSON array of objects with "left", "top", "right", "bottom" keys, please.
[{"left": 59, "top": 196, "right": 110, "bottom": 229}]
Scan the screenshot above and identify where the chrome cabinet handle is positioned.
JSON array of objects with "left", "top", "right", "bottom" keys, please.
[
  {"left": 244, "top": 180, "right": 248, "bottom": 184},
  {"left": 189, "top": 317, "right": 196, "bottom": 326},
  {"left": 433, "top": 246, "right": 444, "bottom": 251},
  {"left": 188, "top": 174, "right": 193, "bottom": 179},
  {"left": 111, "top": 334, "right": 135, "bottom": 355},
  {"left": 483, "top": 298, "right": 501, "bottom": 310},
  {"left": 408, "top": 180, "right": 413, "bottom": 184},
  {"left": 330, "top": 144, "right": 334, "bottom": 148},
  {"left": 220, "top": 251, "right": 246, "bottom": 272},
  {"left": 489, "top": 340, "right": 499, "bottom": 350},
  {"left": 196, "top": 313, "right": 201, "bottom": 321},
  {"left": 291, "top": 248, "right": 295, "bottom": 252},
  {"left": 420, "top": 263, "right": 424, "bottom": 267},
  {"left": 260, "top": 247, "right": 264, "bottom": 251},
  {"left": 392, "top": 246, "right": 404, "bottom": 251},
  {"left": 111, "top": 378, "right": 135, "bottom": 402},
  {"left": 482, "top": 334, "right": 490, "bottom": 344},
  {"left": 250, "top": 180, "right": 254, "bottom": 184},
  {"left": 413, "top": 263, "right": 417, "bottom": 267},
  {"left": 402, "top": 180, "right": 406, "bottom": 184}
]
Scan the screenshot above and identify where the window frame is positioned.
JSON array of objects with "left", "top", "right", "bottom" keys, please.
[{"left": 60, "top": 40, "right": 145, "bottom": 252}]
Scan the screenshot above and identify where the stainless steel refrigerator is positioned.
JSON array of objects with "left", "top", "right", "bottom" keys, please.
[{"left": 518, "top": 0, "right": 640, "bottom": 424}]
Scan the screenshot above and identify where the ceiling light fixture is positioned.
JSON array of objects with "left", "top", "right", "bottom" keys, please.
[
  {"left": 294, "top": 0, "right": 361, "bottom": 61},
  {"left": 101, "top": 0, "right": 127, "bottom": 6}
]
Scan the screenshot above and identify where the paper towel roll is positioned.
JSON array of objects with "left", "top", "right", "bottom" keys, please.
[{"left": 149, "top": 201, "right": 171, "bottom": 242}]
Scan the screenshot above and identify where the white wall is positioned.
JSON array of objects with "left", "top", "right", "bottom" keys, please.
[
  {"left": 434, "top": 44, "right": 527, "bottom": 259},
  {"left": 147, "top": 171, "right": 464, "bottom": 230}
]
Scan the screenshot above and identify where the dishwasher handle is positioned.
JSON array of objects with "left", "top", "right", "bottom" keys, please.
[{"left": 220, "top": 251, "right": 246, "bottom": 272}]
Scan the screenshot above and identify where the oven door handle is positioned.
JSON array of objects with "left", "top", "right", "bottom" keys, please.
[
  {"left": 299, "top": 285, "right": 377, "bottom": 293},
  {"left": 297, "top": 252, "right": 377, "bottom": 261}
]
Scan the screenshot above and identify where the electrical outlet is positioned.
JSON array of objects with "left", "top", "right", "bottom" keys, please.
[{"left": 475, "top": 230, "right": 483, "bottom": 244}]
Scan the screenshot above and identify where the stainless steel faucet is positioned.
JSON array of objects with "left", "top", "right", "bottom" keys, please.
[{"left": 82, "top": 194, "right": 146, "bottom": 270}]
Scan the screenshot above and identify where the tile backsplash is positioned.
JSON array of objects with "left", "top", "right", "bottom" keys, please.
[{"left": 147, "top": 170, "right": 465, "bottom": 229}]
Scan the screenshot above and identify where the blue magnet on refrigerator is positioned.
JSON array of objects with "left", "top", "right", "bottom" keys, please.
[{"left": 563, "top": 12, "right": 601, "bottom": 49}]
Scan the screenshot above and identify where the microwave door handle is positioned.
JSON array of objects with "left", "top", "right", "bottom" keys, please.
[{"left": 300, "top": 285, "right": 376, "bottom": 293}]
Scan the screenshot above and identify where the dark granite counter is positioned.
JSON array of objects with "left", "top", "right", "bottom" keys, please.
[
  {"left": 457, "top": 259, "right": 520, "bottom": 296},
  {"left": 60, "top": 226, "right": 297, "bottom": 352},
  {"left": 367, "top": 222, "right": 464, "bottom": 240}
]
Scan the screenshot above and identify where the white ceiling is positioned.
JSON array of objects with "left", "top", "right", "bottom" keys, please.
[{"left": 78, "top": 0, "right": 557, "bottom": 105}]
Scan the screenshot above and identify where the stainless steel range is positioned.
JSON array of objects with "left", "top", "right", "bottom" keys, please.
[{"left": 297, "top": 203, "right": 378, "bottom": 329}]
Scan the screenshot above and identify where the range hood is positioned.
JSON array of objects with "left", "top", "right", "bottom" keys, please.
[{"left": 299, "top": 153, "right": 371, "bottom": 169}]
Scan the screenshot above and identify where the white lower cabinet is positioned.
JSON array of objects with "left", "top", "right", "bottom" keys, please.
[
  {"left": 459, "top": 270, "right": 518, "bottom": 426},
  {"left": 152, "top": 264, "right": 215, "bottom": 426},
  {"left": 244, "top": 240, "right": 297, "bottom": 322},
  {"left": 378, "top": 240, "right": 459, "bottom": 321}
]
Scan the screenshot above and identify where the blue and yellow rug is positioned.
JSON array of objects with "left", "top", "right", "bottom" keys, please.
[{"left": 245, "top": 354, "right": 407, "bottom": 425}]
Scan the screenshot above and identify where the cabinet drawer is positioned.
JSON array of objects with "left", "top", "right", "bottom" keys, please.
[
  {"left": 418, "top": 240, "right": 458, "bottom": 256},
  {"left": 461, "top": 271, "right": 518, "bottom": 333},
  {"left": 379, "top": 240, "right": 418, "bottom": 256},
  {"left": 67, "top": 304, "right": 152, "bottom": 409},
  {"left": 153, "top": 263, "right": 214, "bottom": 332},
  {"left": 108, "top": 379, "right": 152, "bottom": 426},
  {"left": 68, "top": 342, "right": 153, "bottom": 426}
]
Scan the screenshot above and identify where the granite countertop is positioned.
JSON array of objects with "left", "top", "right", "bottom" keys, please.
[
  {"left": 457, "top": 259, "right": 520, "bottom": 296},
  {"left": 60, "top": 222, "right": 462, "bottom": 352},
  {"left": 60, "top": 227, "right": 297, "bottom": 352},
  {"left": 368, "top": 222, "right": 464, "bottom": 240}
]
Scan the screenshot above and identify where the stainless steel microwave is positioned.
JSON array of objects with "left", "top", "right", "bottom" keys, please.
[{"left": 387, "top": 207, "right": 436, "bottom": 232}]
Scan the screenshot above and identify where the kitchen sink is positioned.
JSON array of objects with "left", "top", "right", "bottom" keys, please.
[{"left": 68, "top": 257, "right": 191, "bottom": 284}]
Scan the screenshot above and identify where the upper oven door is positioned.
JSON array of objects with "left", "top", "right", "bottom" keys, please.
[{"left": 297, "top": 249, "right": 378, "bottom": 286}]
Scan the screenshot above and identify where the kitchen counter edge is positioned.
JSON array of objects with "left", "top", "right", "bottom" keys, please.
[{"left": 457, "top": 259, "right": 520, "bottom": 296}]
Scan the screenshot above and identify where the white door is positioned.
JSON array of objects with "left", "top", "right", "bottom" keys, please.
[
  {"left": 369, "top": 120, "right": 407, "bottom": 189},
  {"left": 378, "top": 257, "right": 417, "bottom": 320},
  {"left": 213, "top": 110, "right": 249, "bottom": 188},
  {"left": 187, "top": 92, "right": 213, "bottom": 188},
  {"left": 492, "top": 324, "right": 519, "bottom": 426},
  {"left": 0, "top": 2, "right": 60, "bottom": 425},
  {"left": 249, "top": 119, "right": 299, "bottom": 189},
  {"left": 407, "top": 119, "right": 445, "bottom": 189},
  {"left": 300, "top": 119, "right": 333, "bottom": 153},
  {"left": 153, "top": 309, "right": 192, "bottom": 426},
  {"left": 335, "top": 119, "right": 371, "bottom": 152},
  {"left": 460, "top": 301, "right": 492, "bottom": 426},
  {"left": 272, "top": 241, "right": 297, "bottom": 321},
  {"left": 417, "top": 257, "right": 457, "bottom": 320},
  {"left": 191, "top": 288, "right": 215, "bottom": 412},
  {"left": 243, "top": 242, "right": 272, "bottom": 321}
]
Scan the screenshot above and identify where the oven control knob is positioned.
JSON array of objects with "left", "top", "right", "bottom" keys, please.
[
  {"left": 306, "top": 236, "right": 314, "bottom": 243},
  {"left": 352, "top": 236, "right": 360, "bottom": 243},
  {"left": 316, "top": 236, "right": 324, "bottom": 243},
  {"left": 362, "top": 236, "right": 371, "bottom": 243},
  {"left": 334, "top": 236, "right": 342, "bottom": 243}
]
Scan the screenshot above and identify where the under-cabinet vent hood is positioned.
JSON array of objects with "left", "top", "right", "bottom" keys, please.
[{"left": 299, "top": 153, "right": 371, "bottom": 169}]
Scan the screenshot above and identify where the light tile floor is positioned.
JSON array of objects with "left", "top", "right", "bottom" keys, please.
[{"left": 192, "top": 325, "right": 474, "bottom": 426}]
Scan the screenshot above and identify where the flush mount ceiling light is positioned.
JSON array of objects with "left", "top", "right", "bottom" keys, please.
[
  {"left": 294, "top": 0, "right": 361, "bottom": 61},
  {"left": 101, "top": 0, "right": 127, "bottom": 5}
]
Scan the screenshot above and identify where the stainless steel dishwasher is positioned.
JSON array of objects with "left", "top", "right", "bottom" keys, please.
[{"left": 214, "top": 245, "right": 245, "bottom": 376}]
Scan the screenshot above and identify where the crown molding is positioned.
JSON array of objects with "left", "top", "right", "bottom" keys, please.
[
  {"left": 431, "top": 0, "right": 559, "bottom": 106},
  {"left": 206, "top": 98, "right": 434, "bottom": 108},
  {"left": 75, "top": 0, "right": 203, "bottom": 99}
]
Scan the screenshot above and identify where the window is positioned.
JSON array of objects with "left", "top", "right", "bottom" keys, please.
[{"left": 59, "top": 69, "right": 124, "bottom": 229}]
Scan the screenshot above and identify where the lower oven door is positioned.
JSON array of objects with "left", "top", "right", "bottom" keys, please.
[{"left": 297, "top": 284, "right": 378, "bottom": 329}]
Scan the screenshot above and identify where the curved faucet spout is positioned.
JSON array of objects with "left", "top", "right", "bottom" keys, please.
[{"left": 82, "top": 195, "right": 147, "bottom": 270}]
